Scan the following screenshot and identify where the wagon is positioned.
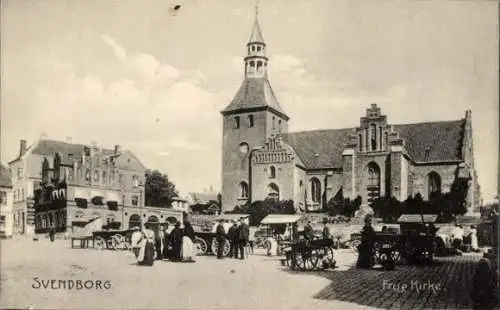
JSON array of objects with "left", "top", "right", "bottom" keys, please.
[
  {"left": 284, "top": 238, "right": 336, "bottom": 271},
  {"left": 192, "top": 214, "right": 250, "bottom": 257},
  {"left": 92, "top": 227, "right": 135, "bottom": 250}
]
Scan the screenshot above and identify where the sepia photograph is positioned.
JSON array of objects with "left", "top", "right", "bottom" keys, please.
[{"left": 0, "top": 0, "right": 499, "bottom": 309}]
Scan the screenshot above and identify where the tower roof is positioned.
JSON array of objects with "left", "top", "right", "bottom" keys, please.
[
  {"left": 221, "top": 78, "right": 289, "bottom": 120},
  {"left": 248, "top": 17, "right": 265, "bottom": 44}
]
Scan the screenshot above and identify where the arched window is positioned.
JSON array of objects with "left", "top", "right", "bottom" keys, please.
[
  {"left": 310, "top": 178, "right": 321, "bottom": 204},
  {"left": 251, "top": 46, "right": 255, "bottom": 52},
  {"left": 278, "top": 120, "right": 282, "bottom": 132},
  {"left": 239, "top": 182, "right": 249, "bottom": 199},
  {"left": 269, "top": 166, "right": 276, "bottom": 179},
  {"left": 267, "top": 183, "right": 280, "bottom": 201},
  {"left": 248, "top": 115, "right": 254, "bottom": 127},
  {"left": 358, "top": 134, "right": 363, "bottom": 152},
  {"left": 370, "top": 124, "right": 377, "bottom": 151},
  {"left": 249, "top": 60, "right": 255, "bottom": 67},
  {"left": 366, "top": 162, "right": 381, "bottom": 206},
  {"left": 257, "top": 46, "right": 262, "bottom": 52},
  {"left": 427, "top": 172, "right": 442, "bottom": 199},
  {"left": 234, "top": 116, "right": 240, "bottom": 129},
  {"left": 272, "top": 116, "right": 276, "bottom": 129},
  {"left": 257, "top": 61, "right": 262, "bottom": 71}
]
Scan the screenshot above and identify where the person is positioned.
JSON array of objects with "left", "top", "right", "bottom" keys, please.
[
  {"left": 49, "top": 226, "right": 56, "bottom": 242},
  {"left": 162, "top": 222, "right": 171, "bottom": 260},
  {"left": 356, "top": 214, "right": 376, "bottom": 269},
  {"left": 470, "top": 258, "right": 499, "bottom": 310},
  {"left": 322, "top": 218, "right": 331, "bottom": 240},
  {"left": 303, "top": 221, "right": 314, "bottom": 241},
  {"left": 248, "top": 225, "right": 256, "bottom": 255},
  {"left": 215, "top": 219, "right": 226, "bottom": 259},
  {"left": 182, "top": 220, "right": 196, "bottom": 262},
  {"left": 130, "top": 226, "right": 142, "bottom": 259},
  {"left": 169, "top": 221, "right": 183, "bottom": 262},
  {"left": 137, "top": 223, "right": 155, "bottom": 266},
  {"left": 470, "top": 225, "right": 479, "bottom": 251},
  {"left": 154, "top": 225, "right": 163, "bottom": 260},
  {"left": 237, "top": 217, "right": 249, "bottom": 259},
  {"left": 452, "top": 224, "right": 464, "bottom": 253},
  {"left": 228, "top": 221, "right": 238, "bottom": 259}
]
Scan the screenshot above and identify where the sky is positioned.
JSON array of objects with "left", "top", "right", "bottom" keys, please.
[{"left": 1, "top": 0, "right": 498, "bottom": 201}]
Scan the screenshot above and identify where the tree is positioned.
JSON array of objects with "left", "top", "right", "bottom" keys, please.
[
  {"left": 227, "top": 199, "right": 296, "bottom": 226},
  {"left": 144, "top": 169, "right": 178, "bottom": 207}
]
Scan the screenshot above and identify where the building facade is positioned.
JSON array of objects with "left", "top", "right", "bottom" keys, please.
[
  {"left": 0, "top": 165, "right": 13, "bottom": 237},
  {"left": 220, "top": 11, "right": 480, "bottom": 214},
  {"left": 9, "top": 138, "right": 180, "bottom": 235}
]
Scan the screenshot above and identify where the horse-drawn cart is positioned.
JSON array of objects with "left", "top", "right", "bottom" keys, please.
[
  {"left": 193, "top": 214, "right": 250, "bottom": 257},
  {"left": 92, "top": 228, "right": 135, "bottom": 250},
  {"left": 284, "top": 238, "right": 336, "bottom": 271}
]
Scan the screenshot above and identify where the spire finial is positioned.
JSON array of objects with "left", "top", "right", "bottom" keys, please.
[{"left": 255, "top": 0, "right": 259, "bottom": 18}]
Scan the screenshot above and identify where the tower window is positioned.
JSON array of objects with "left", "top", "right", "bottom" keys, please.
[
  {"left": 257, "top": 46, "right": 262, "bottom": 52},
  {"left": 252, "top": 46, "right": 255, "bottom": 52},
  {"left": 272, "top": 116, "right": 276, "bottom": 129},
  {"left": 269, "top": 166, "right": 276, "bottom": 179},
  {"left": 257, "top": 61, "right": 262, "bottom": 69},
  {"left": 278, "top": 120, "right": 282, "bottom": 132},
  {"left": 370, "top": 124, "right": 377, "bottom": 151},
  {"left": 234, "top": 116, "right": 240, "bottom": 129},
  {"left": 250, "top": 61, "right": 255, "bottom": 67},
  {"left": 248, "top": 115, "right": 254, "bottom": 127}
]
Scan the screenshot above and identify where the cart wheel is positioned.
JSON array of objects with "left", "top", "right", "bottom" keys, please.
[
  {"left": 222, "top": 239, "right": 231, "bottom": 256},
  {"left": 211, "top": 238, "right": 231, "bottom": 257},
  {"left": 295, "top": 251, "right": 314, "bottom": 271},
  {"left": 194, "top": 237, "right": 208, "bottom": 256},
  {"left": 309, "top": 249, "right": 321, "bottom": 270},
  {"left": 94, "top": 237, "right": 106, "bottom": 250},
  {"left": 111, "top": 234, "right": 124, "bottom": 250}
]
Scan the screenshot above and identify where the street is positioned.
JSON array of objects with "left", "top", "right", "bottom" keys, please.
[{"left": 0, "top": 237, "right": 484, "bottom": 310}]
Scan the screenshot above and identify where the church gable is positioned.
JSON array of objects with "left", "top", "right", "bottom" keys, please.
[{"left": 280, "top": 114, "right": 466, "bottom": 170}]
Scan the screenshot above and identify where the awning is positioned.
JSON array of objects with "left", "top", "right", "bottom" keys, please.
[
  {"left": 260, "top": 214, "right": 304, "bottom": 224},
  {"left": 397, "top": 214, "right": 438, "bottom": 223},
  {"left": 217, "top": 214, "right": 249, "bottom": 221}
]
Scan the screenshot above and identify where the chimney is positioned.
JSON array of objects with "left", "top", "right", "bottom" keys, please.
[
  {"left": 19, "top": 140, "right": 27, "bottom": 156},
  {"left": 114, "top": 145, "right": 121, "bottom": 155}
]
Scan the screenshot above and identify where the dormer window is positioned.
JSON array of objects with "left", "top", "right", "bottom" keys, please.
[
  {"left": 234, "top": 116, "right": 240, "bottom": 129},
  {"left": 248, "top": 115, "right": 254, "bottom": 128}
]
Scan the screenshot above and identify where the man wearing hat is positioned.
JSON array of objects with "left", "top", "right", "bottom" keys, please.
[
  {"left": 227, "top": 220, "right": 238, "bottom": 258},
  {"left": 170, "top": 221, "right": 183, "bottom": 261}
]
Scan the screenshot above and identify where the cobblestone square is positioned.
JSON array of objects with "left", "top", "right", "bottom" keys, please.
[{"left": 1, "top": 237, "right": 488, "bottom": 310}]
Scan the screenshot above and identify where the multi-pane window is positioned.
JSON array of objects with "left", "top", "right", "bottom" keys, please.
[{"left": 131, "top": 195, "right": 139, "bottom": 206}]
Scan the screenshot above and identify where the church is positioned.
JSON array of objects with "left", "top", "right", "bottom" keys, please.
[{"left": 220, "top": 10, "right": 480, "bottom": 214}]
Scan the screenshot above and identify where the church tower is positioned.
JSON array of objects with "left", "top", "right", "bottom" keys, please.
[{"left": 220, "top": 5, "right": 290, "bottom": 211}]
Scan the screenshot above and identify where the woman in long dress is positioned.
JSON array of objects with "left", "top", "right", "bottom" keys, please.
[
  {"left": 137, "top": 223, "right": 155, "bottom": 266},
  {"left": 182, "top": 221, "right": 196, "bottom": 262},
  {"left": 356, "top": 214, "right": 376, "bottom": 268}
]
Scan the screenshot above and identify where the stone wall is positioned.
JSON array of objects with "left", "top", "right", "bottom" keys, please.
[{"left": 411, "top": 164, "right": 458, "bottom": 199}]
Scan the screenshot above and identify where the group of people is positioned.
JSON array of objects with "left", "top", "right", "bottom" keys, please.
[
  {"left": 130, "top": 219, "right": 197, "bottom": 266},
  {"left": 451, "top": 223, "right": 479, "bottom": 253},
  {"left": 215, "top": 217, "right": 250, "bottom": 259}
]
